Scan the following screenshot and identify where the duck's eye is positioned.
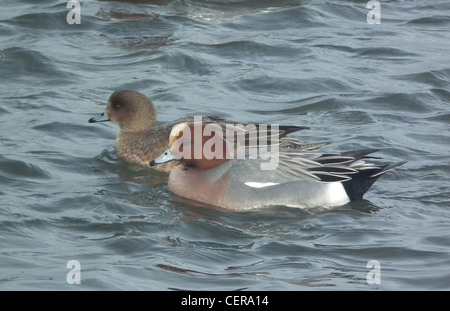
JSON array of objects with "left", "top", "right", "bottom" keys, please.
[{"left": 113, "top": 103, "right": 121, "bottom": 110}]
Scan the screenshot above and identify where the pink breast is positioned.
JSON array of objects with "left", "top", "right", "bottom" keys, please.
[{"left": 168, "top": 166, "right": 231, "bottom": 209}]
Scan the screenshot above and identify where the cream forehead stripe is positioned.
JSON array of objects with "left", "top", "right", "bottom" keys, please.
[{"left": 169, "top": 123, "right": 191, "bottom": 146}]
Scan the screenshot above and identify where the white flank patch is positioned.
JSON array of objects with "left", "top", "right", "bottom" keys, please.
[
  {"left": 324, "top": 182, "right": 350, "bottom": 205},
  {"left": 245, "top": 182, "right": 279, "bottom": 188}
]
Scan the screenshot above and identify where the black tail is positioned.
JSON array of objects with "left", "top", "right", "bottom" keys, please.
[{"left": 343, "top": 161, "right": 407, "bottom": 201}]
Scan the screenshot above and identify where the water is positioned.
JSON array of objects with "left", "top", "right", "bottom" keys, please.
[{"left": 0, "top": 0, "right": 449, "bottom": 291}]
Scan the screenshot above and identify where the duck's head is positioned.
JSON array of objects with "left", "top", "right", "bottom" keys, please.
[
  {"left": 89, "top": 90, "right": 157, "bottom": 132},
  {"left": 151, "top": 122, "right": 233, "bottom": 170}
]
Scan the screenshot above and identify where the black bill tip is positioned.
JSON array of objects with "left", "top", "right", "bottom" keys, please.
[{"left": 88, "top": 112, "right": 110, "bottom": 123}]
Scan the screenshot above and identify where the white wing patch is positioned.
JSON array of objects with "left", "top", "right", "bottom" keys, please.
[{"left": 245, "top": 182, "right": 280, "bottom": 188}]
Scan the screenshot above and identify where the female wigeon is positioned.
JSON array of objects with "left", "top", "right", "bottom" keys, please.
[
  {"left": 89, "top": 90, "right": 323, "bottom": 171},
  {"left": 150, "top": 122, "right": 406, "bottom": 210}
]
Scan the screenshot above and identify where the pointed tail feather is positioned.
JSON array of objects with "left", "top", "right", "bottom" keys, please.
[
  {"left": 370, "top": 161, "right": 407, "bottom": 178},
  {"left": 343, "top": 161, "right": 406, "bottom": 201}
]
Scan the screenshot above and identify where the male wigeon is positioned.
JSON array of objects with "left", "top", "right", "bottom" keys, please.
[
  {"left": 89, "top": 90, "right": 323, "bottom": 171},
  {"left": 150, "top": 122, "right": 406, "bottom": 210}
]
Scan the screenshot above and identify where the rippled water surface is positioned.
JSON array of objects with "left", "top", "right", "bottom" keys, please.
[{"left": 1, "top": 0, "right": 449, "bottom": 290}]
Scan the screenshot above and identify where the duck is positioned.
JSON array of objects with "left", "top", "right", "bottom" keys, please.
[
  {"left": 150, "top": 121, "right": 406, "bottom": 210},
  {"left": 89, "top": 90, "right": 323, "bottom": 171}
]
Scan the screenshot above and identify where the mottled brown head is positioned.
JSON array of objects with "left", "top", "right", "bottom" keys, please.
[{"left": 106, "top": 90, "right": 157, "bottom": 132}]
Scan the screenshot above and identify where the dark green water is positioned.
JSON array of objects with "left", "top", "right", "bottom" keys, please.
[{"left": 0, "top": 0, "right": 449, "bottom": 290}]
